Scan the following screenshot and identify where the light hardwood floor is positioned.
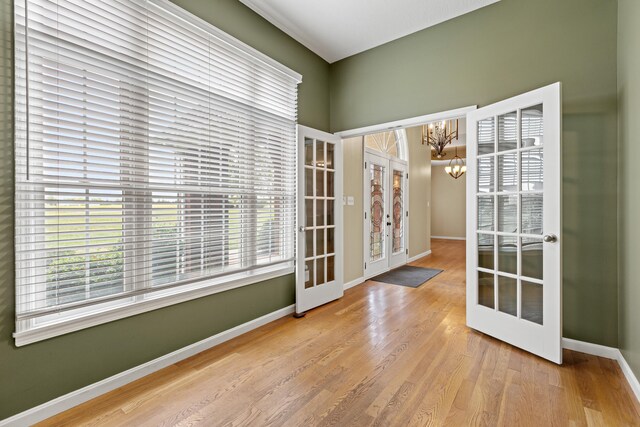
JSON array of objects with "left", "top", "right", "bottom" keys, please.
[{"left": 40, "top": 239, "right": 640, "bottom": 426}]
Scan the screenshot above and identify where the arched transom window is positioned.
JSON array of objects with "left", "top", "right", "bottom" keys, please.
[{"left": 364, "top": 130, "right": 408, "bottom": 160}]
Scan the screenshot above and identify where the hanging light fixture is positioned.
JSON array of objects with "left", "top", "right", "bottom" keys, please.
[
  {"left": 422, "top": 119, "right": 459, "bottom": 158},
  {"left": 445, "top": 147, "right": 466, "bottom": 179}
]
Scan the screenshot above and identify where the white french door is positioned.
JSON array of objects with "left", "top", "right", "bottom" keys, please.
[
  {"left": 466, "top": 83, "right": 562, "bottom": 364},
  {"left": 296, "top": 126, "right": 343, "bottom": 315},
  {"left": 364, "top": 150, "right": 408, "bottom": 278}
]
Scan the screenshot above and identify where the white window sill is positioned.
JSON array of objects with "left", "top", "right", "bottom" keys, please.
[{"left": 14, "top": 264, "right": 294, "bottom": 347}]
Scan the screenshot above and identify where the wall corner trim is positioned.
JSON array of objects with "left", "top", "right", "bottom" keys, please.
[
  {"left": 431, "top": 236, "right": 466, "bottom": 241},
  {"left": 0, "top": 304, "right": 296, "bottom": 426},
  {"left": 408, "top": 250, "right": 432, "bottom": 263},
  {"left": 344, "top": 276, "right": 365, "bottom": 291},
  {"left": 562, "top": 338, "right": 640, "bottom": 404}
]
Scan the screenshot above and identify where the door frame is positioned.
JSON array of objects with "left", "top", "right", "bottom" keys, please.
[
  {"left": 363, "top": 148, "right": 409, "bottom": 279},
  {"left": 296, "top": 125, "right": 344, "bottom": 314},
  {"left": 465, "top": 83, "right": 562, "bottom": 364}
]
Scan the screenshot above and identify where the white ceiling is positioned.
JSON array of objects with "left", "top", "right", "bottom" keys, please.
[{"left": 239, "top": 0, "right": 500, "bottom": 63}]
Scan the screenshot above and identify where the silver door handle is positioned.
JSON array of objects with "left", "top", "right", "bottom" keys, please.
[
  {"left": 543, "top": 234, "right": 558, "bottom": 243},
  {"left": 299, "top": 226, "right": 307, "bottom": 232}
]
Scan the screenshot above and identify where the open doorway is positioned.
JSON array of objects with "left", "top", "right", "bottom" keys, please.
[{"left": 336, "top": 106, "right": 474, "bottom": 288}]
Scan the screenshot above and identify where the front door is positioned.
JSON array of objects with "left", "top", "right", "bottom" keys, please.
[
  {"left": 364, "top": 151, "right": 408, "bottom": 278},
  {"left": 296, "top": 126, "right": 343, "bottom": 314},
  {"left": 466, "top": 83, "right": 562, "bottom": 364}
]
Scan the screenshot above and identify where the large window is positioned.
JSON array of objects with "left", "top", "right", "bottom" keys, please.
[{"left": 14, "top": 0, "right": 300, "bottom": 345}]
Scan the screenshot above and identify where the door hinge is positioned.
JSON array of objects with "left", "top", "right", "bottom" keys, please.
[
  {"left": 406, "top": 211, "right": 409, "bottom": 217},
  {"left": 364, "top": 262, "right": 367, "bottom": 269},
  {"left": 364, "top": 161, "right": 367, "bottom": 169},
  {"left": 406, "top": 172, "right": 409, "bottom": 179},
  {"left": 364, "top": 211, "right": 367, "bottom": 219},
  {"left": 406, "top": 249, "right": 408, "bottom": 255}
]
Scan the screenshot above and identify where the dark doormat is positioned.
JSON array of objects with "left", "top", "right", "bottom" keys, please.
[{"left": 371, "top": 265, "right": 443, "bottom": 288}]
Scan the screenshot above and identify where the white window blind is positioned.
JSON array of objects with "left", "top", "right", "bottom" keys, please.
[{"left": 14, "top": 0, "right": 301, "bottom": 345}]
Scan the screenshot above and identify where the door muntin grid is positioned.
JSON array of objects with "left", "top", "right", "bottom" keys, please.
[
  {"left": 304, "top": 138, "right": 336, "bottom": 289},
  {"left": 476, "top": 104, "right": 544, "bottom": 325}
]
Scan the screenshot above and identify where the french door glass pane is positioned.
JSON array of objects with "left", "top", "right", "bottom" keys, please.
[
  {"left": 498, "top": 275, "right": 517, "bottom": 316},
  {"left": 305, "top": 169, "right": 313, "bottom": 197},
  {"left": 478, "top": 271, "right": 495, "bottom": 308},
  {"left": 370, "top": 163, "right": 385, "bottom": 261},
  {"left": 478, "top": 157, "right": 495, "bottom": 193},
  {"left": 317, "top": 257, "right": 325, "bottom": 286},
  {"left": 305, "top": 260, "right": 314, "bottom": 289},
  {"left": 478, "top": 196, "right": 494, "bottom": 231},
  {"left": 498, "top": 235, "right": 517, "bottom": 275},
  {"left": 327, "top": 227, "right": 335, "bottom": 254},
  {"left": 521, "top": 148, "right": 543, "bottom": 191},
  {"left": 305, "top": 199, "right": 313, "bottom": 227},
  {"left": 498, "top": 111, "right": 517, "bottom": 151},
  {"left": 316, "top": 141, "right": 325, "bottom": 167},
  {"left": 392, "top": 170, "right": 404, "bottom": 254},
  {"left": 478, "top": 233, "right": 494, "bottom": 270},
  {"left": 521, "top": 104, "right": 544, "bottom": 148},
  {"left": 521, "top": 194, "right": 543, "bottom": 234},
  {"left": 316, "top": 229, "right": 325, "bottom": 256},
  {"left": 316, "top": 200, "right": 325, "bottom": 226},
  {"left": 498, "top": 195, "right": 518, "bottom": 233},
  {"left": 522, "top": 280, "right": 543, "bottom": 324},
  {"left": 326, "top": 144, "right": 335, "bottom": 169},
  {"left": 305, "top": 230, "right": 314, "bottom": 258},
  {"left": 327, "top": 171, "right": 335, "bottom": 198},
  {"left": 305, "top": 138, "right": 314, "bottom": 166},
  {"left": 521, "top": 237, "right": 543, "bottom": 279},
  {"left": 478, "top": 117, "right": 495, "bottom": 155},
  {"left": 326, "top": 199, "right": 335, "bottom": 226},
  {"left": 316, "top": 170, "right": 325, "bottom": 197},
  {"left": 498, "top": 153, "right": 518, "bottom": 192},
  {"left": 327, "top": 255, "right": 335, "bottom": 282}
]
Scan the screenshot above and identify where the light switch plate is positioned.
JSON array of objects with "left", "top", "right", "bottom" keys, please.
[{"left": 347, "top": 196, "right": 355, "bottom": 206}]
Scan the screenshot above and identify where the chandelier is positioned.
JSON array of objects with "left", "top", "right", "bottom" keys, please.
[
  {"left": 423, "top": 119, "right": 459, "bottom": 158},
  {"left": 445, "top": 147, "right": 466, "bottom": 179}
]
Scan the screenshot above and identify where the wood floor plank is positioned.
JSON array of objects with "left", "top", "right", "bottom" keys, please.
[{"left": 37, "top": 239, "right": 640, "bottom": 427}]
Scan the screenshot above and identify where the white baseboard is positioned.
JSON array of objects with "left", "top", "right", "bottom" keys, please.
[
  {"left": 408, "top": 250, "right": 432, "bottom": 263},
  {"left": 616, "top": 349, "right": 640, "bottom": 404},
  {"left": 562, "top": 338, "right": 619, "bottom": 359},
  {"left": 0, "top": 304, "right": 296, "bottom": 427},
  {"left": 563, "top": 338, "right": 640, "bottom": 404},
  {"left": 344, "top": 276, "right": 365, "bottom": 291},
  {"left": 431, "top": 236, "right": 466, "bottom": 241}
]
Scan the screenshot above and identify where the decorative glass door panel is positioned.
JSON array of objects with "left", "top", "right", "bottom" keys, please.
[
  {"left": 364, "top": 151, "right": 407, "bottom": 276},
  {"left": 369, "top": 163, "right": 385, "bottom": 262},
  {"left": 388, "top": 159, "right": 408, "bottom": 269},
  {"left": 466, "top": 84, "right": 561, "bottom": 364},
  {"left": 296, "top": 126, "right": 343, "bottom": 315},
  {"left": 392, "top": 170, "right": 404, "bottom": 253}
]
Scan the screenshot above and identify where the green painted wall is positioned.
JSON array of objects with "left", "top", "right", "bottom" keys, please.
[
  {"left": 618, "top": 0, "right": 640, "bottom": 380},
  {"left": 0, "top": 0, "right": 330, "bottom": 419},
  {"left": 330, "top": 0, "right": 619, "bottom": 347}
]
